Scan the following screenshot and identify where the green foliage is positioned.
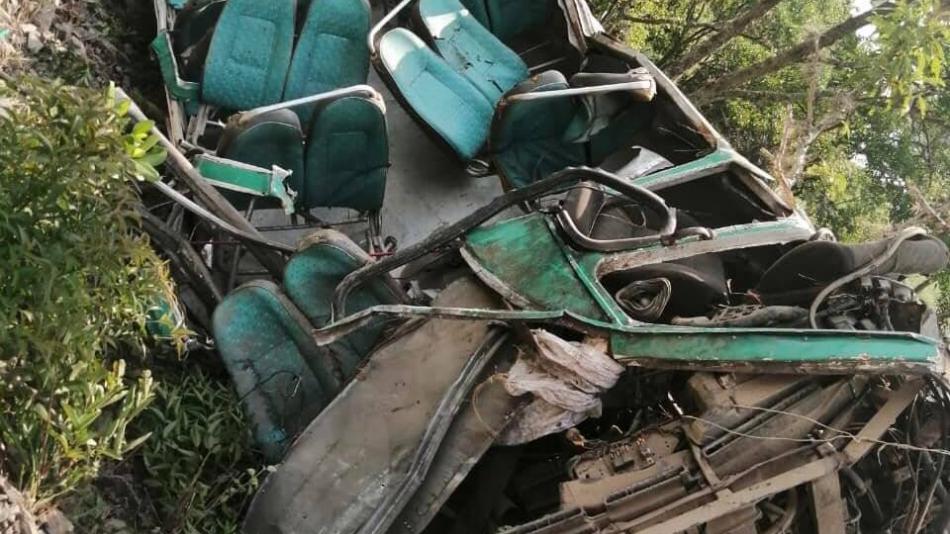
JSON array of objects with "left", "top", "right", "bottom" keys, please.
[
  {"left": 117, "top": 96, "right": 167, "bottom": 183},
  {"left": 871, "top": 0, "right": 948, "bottom": 113},
  {"left": 131, "top": 371, "right": 262, "bottom": 533},
  {"left": 597, "top": 0, "right": 950, "bottom": 320},
  {"left": 134, "top": 371, "right": 264, "bottom": 533},
  {"left": 797, "top": 151, "right": 891, "bottom": 242},
  {"left": 61, "top": 370, "right": 264, "bottom": 534},
  {"left": 0, "top": 77, "right": 173, "bottom": 508}
]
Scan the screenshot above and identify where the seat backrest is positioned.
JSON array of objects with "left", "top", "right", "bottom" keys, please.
[
  {"left": 459, "top": 0, "right": 490, "bottom": 27},
  {"left": 378, "top": 28, "right": 493, "bottom": 160},
  {"left": 284, "top": 0, "right": 372, "bottom": 126},
  {"left": 283, "top": 229, "right": 406, "bottom": 372},
  {"left": 212, "top": 280, "right": 339, "bottom": 462},
  {"left": 216, "top": 109, "right": 306, "bottom": 202},
  {"left": 490, "top": 71, "right": 585, "bottom": 189},
  {"left": 304, "top": 97, "right": 388, "bottom": 212},
  {"left": 417, "top": 0, "right": 528, "bottom": 104},
  {"left": 202, "top": 0, "right": 296, "bottom": 110},
  {"left": 484, "top": 0, "right": 553, "bottom": 42}
]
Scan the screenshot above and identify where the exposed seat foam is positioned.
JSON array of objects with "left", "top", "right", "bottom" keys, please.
[
  {"left": 202, "top": 0, "right": 296, "bottom": 110},
  {"left": 304, "top": 97, "right": 389, "bottom": 212},
  {"left": 284, "top": 0, "right": 372, "bottom": 125},
  {"left": 212, "top": 280, "right": 340, "bottom": 461},
  {"left": 417, "top": 0, "right": 528, "bottom": 103},
  {"left": 379, "top": 28, "right": 493, "bottom": 160}
]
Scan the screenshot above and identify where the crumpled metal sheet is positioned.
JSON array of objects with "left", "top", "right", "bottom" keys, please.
[{"left": 498, "top": 330, "right": 623, "bottom": 445}]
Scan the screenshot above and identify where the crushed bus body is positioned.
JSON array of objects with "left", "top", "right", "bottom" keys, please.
[{"left": 135, "top": 0, "right": 950, "bottom": 532}]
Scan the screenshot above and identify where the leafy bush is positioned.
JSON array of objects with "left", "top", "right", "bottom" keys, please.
[
  {"left": 132, "top": 371, "right": 264, "bottom": 533},
  {"left": 65, "top": 370, "right": 265, "bottom": 534},
  {"left": 0, "top": 77, "right": 173, "bottom": 509}
]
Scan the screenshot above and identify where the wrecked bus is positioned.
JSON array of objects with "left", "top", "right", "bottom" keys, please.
[{"left": 136, "top": 0, "right": 950, "bottom": 532}]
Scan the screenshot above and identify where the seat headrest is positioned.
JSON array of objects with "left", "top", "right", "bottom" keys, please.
[
  {"left": 217, "top": 109, "right": 303, "bottom": 156},
  {"left": 564, "top": 68, "right": 655, "bottom": 143}
]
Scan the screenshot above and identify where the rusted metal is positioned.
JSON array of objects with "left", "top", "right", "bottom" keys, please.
[
  {"left": 809, "top": 474, "right": 847, "bottom": 534},
  {"left": 511, "top": 380, "right": 923, "bottom": 534},
  {"left": 331, "top": 166, "right": 685, "bottom": 318}
]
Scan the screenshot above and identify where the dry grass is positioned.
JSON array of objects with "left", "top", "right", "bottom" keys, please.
[{"left": 0, "top": 0, "right": 60, "bottom": 73}]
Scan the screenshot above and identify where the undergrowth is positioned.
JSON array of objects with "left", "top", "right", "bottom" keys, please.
[
  {"left": 0, "top": 77, "right": 172, "bottom": 509},
  {"left": 2, "top": 3, "right": 264, "bottom": 531},
  {"left": 63, "top": 370, "right": 265, "bottom": 534}
]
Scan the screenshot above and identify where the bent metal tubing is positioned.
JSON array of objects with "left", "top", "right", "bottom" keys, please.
[
  {"left": 309, "top": 304, "right": 944, "bottom": 375},
  {"left": 116, "top": 89, "right": 295, "bottom": 264},
  {"left": 331, "top": 166, "right": 676, "bottom": 317}
]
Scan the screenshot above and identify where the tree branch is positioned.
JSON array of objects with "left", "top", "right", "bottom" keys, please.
[
  {"left": 622, "top": 15, "right": 721, "bottom": 31},
  {"left": 689, "top": 6, "right": 884, "bottom": 106},
  {"left": 909, "top": 185, "right": 950, "bottom": 234},
  {"left": 667, "top": 0, "right": 786, "bottom": 80}
]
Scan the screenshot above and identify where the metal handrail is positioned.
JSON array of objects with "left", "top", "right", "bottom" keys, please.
[
  {"left": 239, "top": 84, "right": 383, "bottom": 122},
  {"left": 502, "top": 79, "right": 656, "bottom": 103},
  {"left": 368, "top": 0, "right": 416, "bottom": 55}
]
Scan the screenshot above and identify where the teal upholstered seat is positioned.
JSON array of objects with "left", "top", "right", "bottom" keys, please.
[
  {"left": 455, "top": 0, "right": 552, "bottom": 42},
  {"left": 203, "top": 0, "right": 296, "bottom": 110},
  {"left": 284, "top": 0, "right": 372, "bottom": 126},
  {"left": 490, "top": 71, "right": 586, "bottom": 189},
  {"left": 459, "top": 0, "right": 490, "bottom": 27},
  {"left": 484, "top": 0, "right": 552, "bottom": 42},
  {"left": 216, "top": 109, "right": 306, "bottom": 206},
  {"left": 212, "top": 280, "right": 341, "bottom": 461},
  {"left": 417, "top": 0, "right": 528, "bottom": 103},
  {"left": 214, "top": 231, "right": 405, "bottom": 461},
  {"left": 304, "top": 97, "right": 388, "bottom": 212},
  {"left": 283, "top": 230, "right": 405, "bottom": 373},
  {"left": 212, "top": 99, "right": 388, "bottom": 213},
  {"left": 378, "top": 28, "right": 493, "bottom": 160}
]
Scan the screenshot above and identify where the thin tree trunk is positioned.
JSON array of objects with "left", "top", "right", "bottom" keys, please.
[
  {"left": 689, "top": 8, "right": 881, "bottom": 105},
  {"left": 666, "top": 0, "right": 785, "bottom": 81}
]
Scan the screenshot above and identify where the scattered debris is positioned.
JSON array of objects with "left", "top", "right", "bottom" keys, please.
[{"left": 124, "top": 0, "right": 950, "bottom": 532}]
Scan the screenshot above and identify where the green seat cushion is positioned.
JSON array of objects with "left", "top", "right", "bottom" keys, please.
[
  {"left": 212, "top": 280, "right": 341, "bottom": 461},
  {"left": 203, "top": 0, "right": 296, "bottom": 110},
  {"left": 491, "top": 71, "right": 586, "bottom": 189},
  {"left": 283, "top": 230, "right": 405, "bottom": 374},
  {"left": 460, "top": 0, "right": 490, "bottom": 27},
  {"left": 216, "top": 109, "right": 306, "bottom": 209},
  {"left": 379, "top": 28, "right": 493, "bottom": 160},
  {"left": 418, "top": 0, "right": 528, "bottom": 104},
  {"left": 485, "top": 0, "right": 552, "bottom": 41},
  {"left": 303, "top": 97, "right": 388, "bottom": 212},
  {"left": 284, "top": 0, "right": 372, "bottom": 126}
]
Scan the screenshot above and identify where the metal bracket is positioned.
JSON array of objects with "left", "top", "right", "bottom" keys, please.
[
  {"left": 150, "top": 31, "right": 200, "bottom": 104},
  {"left": 195, "top": 154, "right": 297, "bottom": 215}
]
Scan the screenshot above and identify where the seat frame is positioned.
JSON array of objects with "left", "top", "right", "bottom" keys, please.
[{"left": 369, "top": 0, "right": 657, "bottom": 181}]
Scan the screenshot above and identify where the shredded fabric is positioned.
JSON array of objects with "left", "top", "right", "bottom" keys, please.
[{"left": 498, "top": 330, "right": 624, "bottom": 445}]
